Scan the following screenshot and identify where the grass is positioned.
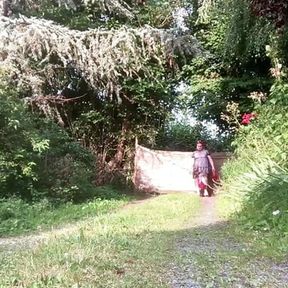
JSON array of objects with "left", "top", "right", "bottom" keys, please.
[
  {"left": 215, "top": 191, "right": 241, "bottom": 220},
  {"left": 0, "top": 191, "right": 286, "bottom": 287},
  {"left": 0, "top": 193, "right": 201, "bottom": 288},
  {"left": 0, "top": 192, "right": 131, "bottom": 237},
  {"left": 215, "top": 190, "right": 288, "bottom": 261}
]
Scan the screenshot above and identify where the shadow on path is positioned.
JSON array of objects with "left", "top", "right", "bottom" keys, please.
[{"left": 169, "top": 196, "right": 288, "bottom": 288}]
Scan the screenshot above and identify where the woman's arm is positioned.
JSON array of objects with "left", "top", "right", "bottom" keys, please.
[{"left": 207, "top": 155, "right": 215, "bottom": 171}]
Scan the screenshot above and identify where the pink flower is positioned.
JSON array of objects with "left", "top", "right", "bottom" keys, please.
[{"left": 241, "top": 113, "right": 257, "bottom": 125}]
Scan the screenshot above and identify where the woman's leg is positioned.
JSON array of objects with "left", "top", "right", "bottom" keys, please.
[{"left": 198, "top": 176, "right": 207, "bottom": 197}]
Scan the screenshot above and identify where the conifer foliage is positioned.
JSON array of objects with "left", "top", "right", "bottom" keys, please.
[{"left": 0, "top": 15, "right": 202, "bottom": 99}]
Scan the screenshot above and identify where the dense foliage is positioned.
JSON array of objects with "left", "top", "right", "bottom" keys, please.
[
  {"left": 155, "top": 118, "right": 231, "bottom": 152},
  {"left": 0, "top": 0, "right": 206, "bottom": 185},
  {"left": 251, "top": 0, "right": 288, "bottom": 29},
  {"left": 205, "top": 0, "right": 288, "bottom": 252},
  {"left": 171, "top": 0, "right": 275, "bottom": 136},
  {"left": 0, "top": 79, "right": 96, "bottom": 203},
  {"left": 0, "top": 0, "right": 210, "bottom": 207}
]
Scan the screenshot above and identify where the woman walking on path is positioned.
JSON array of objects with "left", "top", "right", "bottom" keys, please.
[{"left": 192, "top": 140, "right": 215, "bottom": 197}]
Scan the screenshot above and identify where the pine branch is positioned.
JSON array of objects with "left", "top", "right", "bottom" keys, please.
[{"left": 0, "top": 15, "right": 204, "bottom": 97}]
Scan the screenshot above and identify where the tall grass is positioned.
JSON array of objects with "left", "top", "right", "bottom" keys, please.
[{"left": 0, "top": 186, "right": 130, "bottom": 237}]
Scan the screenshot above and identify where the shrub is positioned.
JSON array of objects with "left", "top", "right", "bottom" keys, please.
[{"left": 0, "top": 80, "right": 96, "bottom": 203}]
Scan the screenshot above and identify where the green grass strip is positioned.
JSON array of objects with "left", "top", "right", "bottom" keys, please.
[
  {"left": 0, "top": 193, "right": 200, "bottom": 288},
  {"left": 0, "top": 197, "right": 130, "bottom": 237}
]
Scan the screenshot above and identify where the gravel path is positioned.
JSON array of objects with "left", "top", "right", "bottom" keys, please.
[{"left": 169, "top": 196, "right": 288, "bottom": 288}]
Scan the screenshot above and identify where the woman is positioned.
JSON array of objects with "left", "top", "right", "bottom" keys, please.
[{"left": 192, "top": 140, "right": 215, "bottom": 197}]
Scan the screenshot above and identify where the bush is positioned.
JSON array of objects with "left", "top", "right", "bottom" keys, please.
[
  {"left": 239, "top": 169, "right": 288, "bottom": 234},
  {"left": 0, "top": 80, "right": 96, "bottom": 203}
]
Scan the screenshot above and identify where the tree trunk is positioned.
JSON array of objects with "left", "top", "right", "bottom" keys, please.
[{"left": 108, "top": 118, "right": 129, "bottom": 171}]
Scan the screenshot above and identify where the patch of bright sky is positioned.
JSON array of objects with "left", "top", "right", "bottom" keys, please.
[
  {"left": 170, "top": 4, "right": 219, "bottom": 139},
  {"left": 173, "top": 82, "right": 219, "bottom": 139}
]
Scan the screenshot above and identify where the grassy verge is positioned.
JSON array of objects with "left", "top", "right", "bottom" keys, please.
[
  {"left": 0, "top": 187, "right": 131, "bottom": 237},
  {"left": 216, "top": 192, "right": 288, "bottom": 261},
  {"left": 0, "top": 193, "right": 200, "bottom": 288}
]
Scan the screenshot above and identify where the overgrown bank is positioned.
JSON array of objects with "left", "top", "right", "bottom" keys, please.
[{"left": 219, "top": 82, "right": 288, "bottom": 258}]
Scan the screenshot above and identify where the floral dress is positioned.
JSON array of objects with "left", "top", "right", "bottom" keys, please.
[{"left": 192, "top": 149, "right": 210, "bottom": 179}]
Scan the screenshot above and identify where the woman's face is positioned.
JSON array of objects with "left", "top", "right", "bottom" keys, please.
[{"left": 196, "top": 143, "right": 203, "bottom": 151}]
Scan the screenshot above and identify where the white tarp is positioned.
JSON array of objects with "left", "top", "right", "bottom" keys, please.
[{"left": 133, "top": 145, "right": 196, "bottom": 192}]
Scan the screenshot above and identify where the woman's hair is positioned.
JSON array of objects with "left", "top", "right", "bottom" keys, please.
[{"left": 196, "top": 140, "right": 206, "bottom": 147}]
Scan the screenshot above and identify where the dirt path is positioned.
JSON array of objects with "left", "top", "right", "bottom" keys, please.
[
  {"left": 0, "top": 222, "right": 87, "bottom": 255},
  {"left": 169, "top": 196, "right": 288, "bottom": 288}
]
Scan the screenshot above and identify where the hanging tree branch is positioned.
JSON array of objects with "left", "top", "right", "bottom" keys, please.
[{"left": 0, "top": 15, "right": 204, "bottom": 99}]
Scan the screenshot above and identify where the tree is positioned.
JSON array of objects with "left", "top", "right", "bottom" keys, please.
[
  {"left": 175, "top": 0, "right": 276, "bottom": 134},
  {"left": 0, "top": 0, "right": 207, "bottom": 182}
]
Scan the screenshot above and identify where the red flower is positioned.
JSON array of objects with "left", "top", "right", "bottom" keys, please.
[{"left": 241, "top": 113, "right": 257, "bottom": 125}]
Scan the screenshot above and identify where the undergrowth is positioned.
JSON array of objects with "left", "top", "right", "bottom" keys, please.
[
  {"left": 220, "top": 81, "right": 288, "bottom": 258},
  {"left": 0, "top": 186, "right": 130, "bottom": 237}
]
